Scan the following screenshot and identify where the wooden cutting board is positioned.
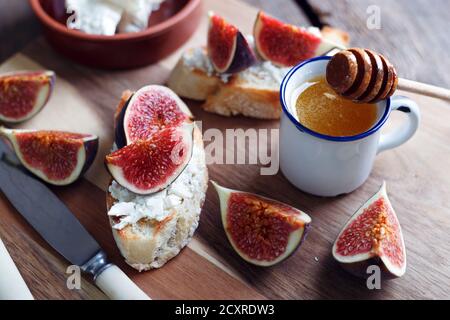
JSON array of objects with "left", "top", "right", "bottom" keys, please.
[{"left": 0, "top": 0, "right": 449, "bottom": 300}]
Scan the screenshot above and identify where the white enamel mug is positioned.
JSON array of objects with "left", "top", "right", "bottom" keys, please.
[{"left": 279, "top": 56, "right": 420, "bottom": 197}]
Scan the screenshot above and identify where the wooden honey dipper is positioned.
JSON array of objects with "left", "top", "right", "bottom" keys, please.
[{"left": 326, "top": 48, "right": 450, "bottom": 103}]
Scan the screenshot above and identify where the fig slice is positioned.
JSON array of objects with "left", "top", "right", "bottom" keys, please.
[
  {"left": 115, "top": 85, "right": 193, "bottom": 148},
  {"left": 0, "top": 70, "right": 55, "bottom": 123},
  {"left": 212, "top": 182, "right": 312, "bottom": 267},
  {"left": 106, "top": 123, "right": 194, "bottom": 195},
  {"left": 254, "top": 11, "right": 340, "bottom": 67},
  {"left": 207, "top": 12, "right": 256, "bottom": 74},
  {"left": 0, "top": 127, "right": 98, "bottom": 186},
  {"left": 332, "top": 182, "right": 407, "bottom": 278}
]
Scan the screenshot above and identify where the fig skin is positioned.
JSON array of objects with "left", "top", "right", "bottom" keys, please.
[
  {"left": 207, "top": 12, "right": 256, "bottom": 74},
  {"left": 0, "top": 127, "right": 98, "bottom": 186},
  {"left": 332, "top": 182, "right": 407, "bottom": 279},
  {"left": 82, "top": 136, "right": 99, "bottom": 179},
  {"left": 114, "top": 91, "right": 133, "bottom": 149},
  {"left": 114, "top": 90, "right": 134, "bottom": 126},
  {"left": 212, "top": 181, "right": 312, "bottom": 267},
  {"left": 223, "top": 32, "right": 257, "bottom": 74},
  {"left": 0, "top": 70, "right": 55, "bottom": 123}
]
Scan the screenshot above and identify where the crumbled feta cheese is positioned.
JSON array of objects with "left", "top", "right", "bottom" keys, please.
[
  {"left": 108, "top": 202, "right": 135, "bottom": 217},
  {"left": 183, "top": 36, "right": 290, "bottom": 86},
  {"left": 239, "top": 61, "right": 291, "bottom": 89},
  {"left": 220, "top": 73, "right": 232, "bottom": 83},
  {"left": 183, "top": 47, "right": 215, "bottom": 76},
  {"left": 108, "top": 145, "right": 204, "bottom": 230},
  {"left": 169, "top": 182, "right": 193, "bottom": 199},
  {"left": 67, "top": 0, "right": 123, "bottom": 36},
  {"left": 108, "top": 187, "right": 169, "bottom": 230},
  {"left": 164, "top": 194, "right": 182, "bottom": 208},
  {"left": 113, "top": 0, "right": 165, "bottom": 33},
  {"left": 66, "top": 0, "right": 165, "bottom": 35}
]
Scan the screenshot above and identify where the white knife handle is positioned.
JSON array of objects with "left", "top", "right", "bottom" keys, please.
[
  {"left": 0, "top": 237, "right": 33, "bottom": 300},
  {"left": 95, "top": 265, "right": 150, "bottom": 300}
]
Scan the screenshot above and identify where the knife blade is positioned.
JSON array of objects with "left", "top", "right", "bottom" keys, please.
[{"left": 0, "top": 141, "right": 149, "bottom": 300}]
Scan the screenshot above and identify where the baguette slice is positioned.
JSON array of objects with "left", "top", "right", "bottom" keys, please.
[
  {"left": 168, "top": 27, "right": 349, "bottom": 119},
  {"left": 106, "top": 124, "right": 208, "bottom": 272}
]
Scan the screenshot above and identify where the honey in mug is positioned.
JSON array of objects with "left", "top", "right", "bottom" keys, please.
[{"left": 295, "top": 76, "right": 378, "bottom": 137}]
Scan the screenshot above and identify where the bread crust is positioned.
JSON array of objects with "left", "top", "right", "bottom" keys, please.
[
  {"left": 168, "top": 58, "right": 281, "bottom": 119},
  {"left": 167, "top": 58, "right": 221, "bottom": 101},
  {"left": 114, "top": 90, "right": 134, "bottom": 122},
  {"left": 167, "top": 27, "right": 349, "bottom": 120},
  {"left": 203, "top": 81, "right": 281, "bottom": 119},
  {"left": 106, "top": 126, "right": 208, "bottom": 271}
]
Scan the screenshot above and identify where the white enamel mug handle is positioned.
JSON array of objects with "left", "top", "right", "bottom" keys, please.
[
  {"left": 96, "top": 265, "right": 151, "bottom": 300},
  {"left": 377, "top": 96, "right": 421, "bottom": 154}
]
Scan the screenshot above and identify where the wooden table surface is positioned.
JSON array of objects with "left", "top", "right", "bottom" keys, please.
[
  {"left": 1, "top": 0, "right": 449, "bottom": 88},
  {"left": 0, "top": 0, "right": 449, "bottom": 300}
]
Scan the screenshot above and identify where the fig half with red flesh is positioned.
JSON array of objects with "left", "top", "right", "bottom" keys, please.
[
  {"left": 254, "top": 11, "right": 338, "bottom": 67},
  {"left": 207, "top": 12, "right": 256, "bottom": 74},
  {"left": 106, "top": 124, "right": 194, "bottom": 195},
  {"left": 0, "top": 71, "right": 55, "bottom": 123},
  {"left": 0, "top": 127, "right": 98, "bottom": 186},
  {"left": 115, "top": 85, "right": 192, "bottom": 148},
  {"left": 212, "top": 182, "right": 312, "bottom": 267},
  {"left": 332, "top": 182, "right": 407, "bottom": 278}
]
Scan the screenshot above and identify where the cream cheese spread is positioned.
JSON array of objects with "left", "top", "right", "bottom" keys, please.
[
  {"left": 108, "top": 144, "right": 204, "bottom": 230},
  {"left": 182, "top": 35, "right": 291, "bottom": 86},
  {"left": 66, "top": 0, "right": 165, "bottom": 35}
]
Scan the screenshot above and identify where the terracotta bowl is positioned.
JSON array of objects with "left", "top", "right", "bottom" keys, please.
[{"left": 29, "top": 0, "right": 202, "bottom": 69}]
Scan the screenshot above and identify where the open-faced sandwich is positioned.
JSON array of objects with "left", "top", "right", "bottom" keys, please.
[
  {"left": 105, "top": 85, "right": 208, "bottom": 271},
  {"left": 168, "top": 11, "right": 349, "bottom": 119}
]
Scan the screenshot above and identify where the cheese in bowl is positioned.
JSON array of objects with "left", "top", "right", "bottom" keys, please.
[{"left": 66, "top": 0, "right": 165, "bottom": 35}]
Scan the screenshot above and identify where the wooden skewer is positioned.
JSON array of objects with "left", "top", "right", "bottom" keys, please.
[{"left": 397, "top": 78, "right": 450, "bottom": 102}]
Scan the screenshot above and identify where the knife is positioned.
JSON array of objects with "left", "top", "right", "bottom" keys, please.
[{"left": 0, "top": 142, "right": 150, "bottom": 300}]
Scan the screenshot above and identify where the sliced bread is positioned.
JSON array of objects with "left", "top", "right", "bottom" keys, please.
[
  {"left": 168, "top": 27, "right": 349, "bottom": 119},
  {"left": 106, "top": 126, "right": 208, "bottom": 271}
]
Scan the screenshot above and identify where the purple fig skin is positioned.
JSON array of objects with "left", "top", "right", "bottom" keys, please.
[
  {"left": 114, "top": 95, "right": 132, "bottom": 149},
  {"left": 80, "top": 137, "right": 99, "bottom": 178},
  {"left": 224, "top": 32, "right": 257, "bottom": 74}
]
